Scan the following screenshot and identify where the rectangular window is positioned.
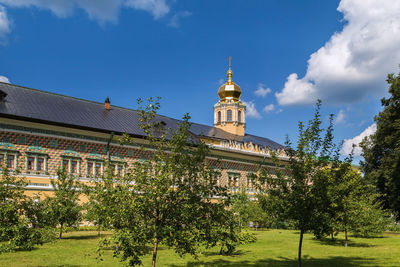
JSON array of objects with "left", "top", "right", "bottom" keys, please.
[
  {"left": 87, "top": 162, "right": 93, "bottom": 176},
  {"left": 71, "top": 160, "right": 78, "bottom": 174},
  {"left": 228, "top": 173, "right": 240, "bottom": 192},
  {"left": 37, "top": 157, "right": 44, "bottom": 171},
  {"left": 234, "top": 176, "right": 239, "bottom": 187},
  {"left": 7, "top": 155, "right": 15, "bottom": 169},
  {"left": 227, "top": 110, "right": 232, "bottom": 122},
  {"left": 95, "top": 162, "right": 102, "bottom": 176},
  {"left": 117, "top": 165, "right": 123, "bottom": 176},
  {"left": 28, "top": 156, "right": 35, "bottom": 170},
  {"left": 62, "top": 159, "right": 69, "bottom": 171},
  {"left": 216, "top": 175, "right": 221, "bottom": 186},
  {"left": 247, "top": 177, "right": 256, "bottom": 191},
  {"left": 228, "top": 176, "right": 233, "bottom": 187}
]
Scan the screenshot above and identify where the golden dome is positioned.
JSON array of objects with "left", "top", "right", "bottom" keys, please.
[{"left": 218, "top": 57, "right": 242, "bottom": 102}]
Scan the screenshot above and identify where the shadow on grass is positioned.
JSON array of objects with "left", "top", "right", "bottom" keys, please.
[
  {"left": 202, "top": 249, "right": 248, "bottom": 257},
  {"left": 168, "top": 256, "right": 376, "bottom": 267},
  {"left": 313, "top": 238, "right": 374, "bottom": 248},
  {"left": 62, "top": 234, "right": 101, "bottom": 240},
  {"left": 350, "top": 234, "right": 386, "bottom": 239}
]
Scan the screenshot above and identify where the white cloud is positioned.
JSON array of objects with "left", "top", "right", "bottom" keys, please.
[
  {"left": 263, "top": 104, "right": 275, "bottom": 113},
  {"left": 0, "top": 5, "right": 10, "bottom": 43},
  {"left": 0, "top": 75, "right": 10, "bottom": 83},
  {"left": 276, "top": 0, "right": 400, "bottom": 106},
  {"left": 254, "top": 83, "right": 271, "bottom": 98},
  {"left": 168, "top": 10, "right": 191, "bottom": 28},
  {"left": 334, "top": 109, "right": 345, "bottom": 124},
  {"left": 125, "top": 0, "right": 170, "bottom": 20},
  {"left": 342, "top": 123, "right": 376, "bottom": 156},
  {"left": 0, "top": 0, "right": 171, "bottom": 24},
  {"left": 242, "top": 101, "right": 261, "bottom": 119}
]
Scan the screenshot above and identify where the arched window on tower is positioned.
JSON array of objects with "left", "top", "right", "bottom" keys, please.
[
  {"left": 218, "top": 111, "right": 221, "bottom": 123},
  {"left": 227, "top": 109, "right": 232, "bottom": 122},
  {"left": 238, "top": 110, "right": 242, "bottom": 123}
]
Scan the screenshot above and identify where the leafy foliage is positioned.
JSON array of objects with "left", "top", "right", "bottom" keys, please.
[
  {"left": 83, "top": 167, "right": 119, "bottom": 234},
  {"left": 95, "top": 97, "right": 248, "bottom": 266},
  {"left": 349, "top": 193, "right": 392, "bottom": 237},
  {"left": 361, "top": 71, "right": 400, "bottom": 220},
  {"left": 48, "top": 169, "right": 82, "bottom": 239},
  {"left": 0, "top": 167, "right": 53, "bottom": 252},
  {"left": 255, "top": 100, "right": 338, "bottom": 267},
  {"left": 231, "top": 192, "right": 271, "bottom": 229},
  {"left": 322, "top": 159, "right": 391, "bottom": 244}
]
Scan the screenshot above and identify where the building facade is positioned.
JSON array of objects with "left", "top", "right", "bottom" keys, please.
[{"left": 0, "top": 64, "right": 288, "bottom": 198}]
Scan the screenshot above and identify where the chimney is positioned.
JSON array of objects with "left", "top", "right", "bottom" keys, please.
[{"left": 104, "top": 97, "right": 110, "bottom": 110}]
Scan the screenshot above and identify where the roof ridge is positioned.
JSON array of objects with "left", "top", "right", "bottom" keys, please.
[
  {"left": 0, "top": 81, "right": 198, "bottom": 124},
  {"left": 1, "top": 81, "right": 108, "bottom": 107},
  {"left": 0, "top": 81, "right": 282, "bottom": 146}
]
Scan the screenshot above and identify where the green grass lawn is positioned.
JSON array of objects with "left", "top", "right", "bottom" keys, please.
[{"left": 1, "top": 229, "right": 400, "bottom": 267}]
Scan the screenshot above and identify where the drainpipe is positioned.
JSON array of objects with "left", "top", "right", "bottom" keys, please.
[{"left": 106, "top": 132, "right": 115, "bottom": 168}]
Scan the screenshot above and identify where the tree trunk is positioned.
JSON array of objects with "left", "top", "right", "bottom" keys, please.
[
  {"left": 298, "top": 229, "right": 304, "bottom": 267},
  {"left": 345, "top": 228, "right": 348, "bottom": 247},
  {"left": 331, "top": 233, "right": 334, "bottom": 240},
  {"left": 59, "top": 222, "right": 64, "bottom": 239},
  {"left": 152, "top": 237, "right": 159, "bottom": 267}
]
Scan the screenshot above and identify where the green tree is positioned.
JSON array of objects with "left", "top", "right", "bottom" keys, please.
[
  {"left": 256, "top": 100, "right": 336, "bottom": 267},
  {"left": 348, "top": 193, "right": 391, "bottom": 238},
  {"left": 231, "top": 192, "right": 270, "bottom": 230},
  {"left": 322, "top": 159, "right": 358, "bottom": 245},
  {"left": 84, "top": 167, "right": 119, "bottom": 235},
  {"left": 0, "top": 167, "right": 45, "bottom": 252},
  {"left": 248, "top": 200, "right": 271, "bottom": 230},
  {"left": 99, "top": 98, "right": 246, "bottom": 267},
  {"left": 48, "top": 169, "right": 82, "bottom": 239},
  {"left": 361, "top": 71, "right": 400, "bottom": 219},
  {"left": 22, "top": 195, "right": 56, "bottom": 230},
  {"left": 322, "top": 159, "right": 388, "bottom": 246}
]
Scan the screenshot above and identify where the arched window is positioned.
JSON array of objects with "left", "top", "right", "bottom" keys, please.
[
  {"left": 227, "top": 109, "right": 232, "bottom": 122},
  {"left": 238, "top": 110, "right": 242, "bottom": 123},
  {"left": 218, "top": 111, "right": 221, "bottom": 123}
]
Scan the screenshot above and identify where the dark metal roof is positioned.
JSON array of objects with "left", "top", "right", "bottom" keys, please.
[{"left": 0, "top": 82, "right": 283, "bottom": 150}]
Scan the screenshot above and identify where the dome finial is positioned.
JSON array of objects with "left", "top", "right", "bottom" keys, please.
[{"left": 227, "top": 56, "right": 233, "bottom": 85}]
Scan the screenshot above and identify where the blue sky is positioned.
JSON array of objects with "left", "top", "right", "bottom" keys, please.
[{"left": 1, "top": 0, "right": 400, "bottom": 163}]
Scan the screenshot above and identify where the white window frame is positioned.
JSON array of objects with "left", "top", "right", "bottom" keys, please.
[
  {"left": 227, "top": 172, "right": 240, "bottom": 193},
  {"left": 246, "top": 175, "right": 256, "bottom": 193},
  {"left": 25, "top": 153, "right": 48, "bottom": 174},
  {"left": 0, "top": 150, "right": 18, "bottom": 172},
  {"left": 61, "top": 157, "right": 81, "bottom": 175},
  {"left": 86, "top": 160, "right": 104, "bottom": 178}
]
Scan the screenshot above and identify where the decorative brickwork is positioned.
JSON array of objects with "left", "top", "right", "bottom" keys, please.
[{"left": 0, "top": 129, "right": 280, "bottom": 193}]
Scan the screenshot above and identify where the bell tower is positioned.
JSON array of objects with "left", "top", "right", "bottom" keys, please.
[{"left": 214, "top": 57, "right": 246, "bottom": 136}]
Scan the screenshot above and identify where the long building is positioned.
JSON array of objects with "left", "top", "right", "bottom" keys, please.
[{"left": 0, "top": 64, "right": 288, "bottom": 197}]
